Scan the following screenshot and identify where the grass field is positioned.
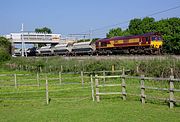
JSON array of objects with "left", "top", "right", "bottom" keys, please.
[
  {"left": 0, "top": 99, "right": 180, "bottom": 122},
  {"left": 0, "top": 70, "right": 180, "bottom": 122}
]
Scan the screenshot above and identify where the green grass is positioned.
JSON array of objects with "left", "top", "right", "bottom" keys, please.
[
  {"left": 0, "top": 70, "right": 180, "bottom": 122},
  {"left": 0, "top": 99, "right": 180, "bottom": 122}
]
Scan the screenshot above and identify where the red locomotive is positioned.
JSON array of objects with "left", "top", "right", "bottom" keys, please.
[{"left": 95, "top": 32, "right": 163, "bottom": 55}]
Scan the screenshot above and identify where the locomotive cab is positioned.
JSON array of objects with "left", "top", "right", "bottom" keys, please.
[{"left": 150, "top": 35, "right": 163, "bottom": 49}]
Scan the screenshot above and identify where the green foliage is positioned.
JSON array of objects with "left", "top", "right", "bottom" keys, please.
[
  {"left": 139, "top": 59, "right": 174, "bottom": 77},
  {"left": 155, "top": 18, "right": 180, "bottom": 54},
  {"left": 0, "top": 37, "right": 11, "bottom": 49},
  {"left": 35, "top": 27, "right": 52, "bottom": 34},
  {"left": 0, "top": 48, "right": 11, "bottom": 62},
  {"left": 2, "top": 56, "right": 180, "bottom": 78},
  {"left": 106, "top": 27, "right": 124, "bottom": 38},
  {"left": 128, "top": 18, "right": 143, "bottom": 35},
  {"left": 0, "top": 37, "right": 11, "bottom": 62},
  {"left": 129, "top": 17, "right": 155, "bottom": 35}
]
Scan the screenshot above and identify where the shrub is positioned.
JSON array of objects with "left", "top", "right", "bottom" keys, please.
[{"left": 0, "top": 48, "right": 11, "bottom": 62}]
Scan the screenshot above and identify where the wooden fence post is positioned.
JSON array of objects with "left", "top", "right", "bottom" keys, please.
[
  {"left": 46, "top": 75, "right": 49, "bottom": 105},
  {"left": 170, "top": 68, "right": 174, "bottom": 76},
  {"left": 112, "top": 65, "right": 115, "bottom": 73},
  {"left": 81, "top": 71, "right": 84, "bottom": 87},
  {"left": 141, "top": 75, "right": 145, "bottom": 104},
  {"left": 40, "top": 66, "right": 42, "bottom": 73},
  {"left": 95, "top": 75, "right": 100, "bottom": 102},
  {"left": 169, "top": 75, "right": 174, "bottom": 109},
  {"left": 122, "top": 68, "right": 126, "bottom": 100},
  {"left": 136, "top": 65, "right": 139, "bottom": 74},
  {"left": 59, "top": 72, "right": 62, "bottom": 85},
  {"left": 61, "top": 65, "right": 63, "bottom": 72},
  {"left": 103, "top": 70, "right": 106, "bottom": 85},
  {"left": 91, "top": 75, "right": 95, "bottom": 101},
  {"left": 37, "top": 73, "right": 40, "bottom": 87},
  {"left": 14, "top": 74, "right": 17, "bottom": 88}
]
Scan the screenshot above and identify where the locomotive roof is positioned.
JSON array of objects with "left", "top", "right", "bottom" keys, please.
[{"left": 97, "top": 32, "right": 161, "bottom": 42}]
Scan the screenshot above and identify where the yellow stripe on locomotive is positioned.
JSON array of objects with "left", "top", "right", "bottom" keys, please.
[
  {"left": 150, "top": 36, "right": 163, "bottom": 49},
  {"left": 129, "top": 38, "right": 139, "bottom": 43}
]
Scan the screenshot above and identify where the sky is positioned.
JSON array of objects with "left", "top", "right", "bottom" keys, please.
[{"left": 0, "top": 0, "right": 180, "bottom": 38}]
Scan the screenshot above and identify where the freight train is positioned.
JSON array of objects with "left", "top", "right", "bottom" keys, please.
[{"left": 20, "top": 32, "right": 163, "bottom": 56}]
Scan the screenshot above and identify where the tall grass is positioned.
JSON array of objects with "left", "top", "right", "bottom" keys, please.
[{"left": 1, "top": 56, "right": 180, "bottom": 78}]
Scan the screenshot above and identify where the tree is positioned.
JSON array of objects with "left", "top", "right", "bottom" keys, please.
[
  {"left": 35, "top": 27, "right": 52, "bottom": 34},
  {"left": 0, "top": 37, "right": 11, "bottom": 62},
  {"left": 128, "top": 18, "right": 142, "bottom": 35},
  {"left": 155, "top": 17, "right": 180, "bottom": 54},
  {"left": 141, "top": 17, "right": 156, "bottom": 33},
  {"left": 128, "top": 17, "right": 155, "bottom": 35},
  {"left": 106, "top": 27, "right": 124, "bottom": 38}
]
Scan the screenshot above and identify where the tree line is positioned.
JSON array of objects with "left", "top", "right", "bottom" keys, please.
[
  {"left": 106, "top": 17, "right": 180, "bottom": 54},
  {"left": 35, "top": 27, "right": 52, "bottom": 34}
]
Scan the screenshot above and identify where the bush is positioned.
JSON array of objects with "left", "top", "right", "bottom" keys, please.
[
  {"left": 0, "top": 48, "right": 11, "bottom": 62},
  {"left": 0, "top": 37, "right": 11, "bottom": 63}
]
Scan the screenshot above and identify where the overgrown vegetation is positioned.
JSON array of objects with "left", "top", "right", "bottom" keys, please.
[{"left": 1, "top": 56, "right": 180, "bottom": 78}]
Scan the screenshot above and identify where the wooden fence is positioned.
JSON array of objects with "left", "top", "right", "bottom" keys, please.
[
  {"left": 93, "top": 69, "right": 180, "bottom": 109},
  {"left": 1, "top": 69, "right": 180, "bottom": 108},
  {"left": 0, "top": 70, "right": 123, "bottom": 105},
  {"left": 0, "top": 72, "right": 90, "bottom": 105}
]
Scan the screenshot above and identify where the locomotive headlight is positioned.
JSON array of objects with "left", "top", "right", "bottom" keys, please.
[{"left": 151, "top": 40, "right": 163, "bottom": 48}]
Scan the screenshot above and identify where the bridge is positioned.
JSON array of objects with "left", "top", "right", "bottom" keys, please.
[
  {"left": 9, "top": 32, "right": 61, "bottom": 44},
  {"left": 10, "top": 39, "right": 60, "bottom": 44},
  {"left": 6, "top": 32, "right": 61, "bottom": 56},
  {"left": 11, "top": 39, "right": 60, "bottom": 44}
]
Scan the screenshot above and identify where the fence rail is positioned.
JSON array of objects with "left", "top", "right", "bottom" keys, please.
[
  {"left": 0, "top": 70, "right": 122, "bottom": 105},
  {"left": 0, "top": 70, "right": 125, "bottom": 88},
  {"left": 94, "top": 69, "right": 180, "bottom": 109},
  {"left": 96, "top": 75, "right": 180, "bottom": 81},
  {"left": 0, "top": 69, "right": 180, "bottom": 109}
]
